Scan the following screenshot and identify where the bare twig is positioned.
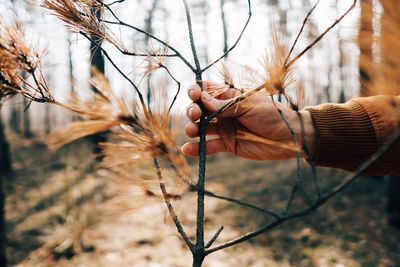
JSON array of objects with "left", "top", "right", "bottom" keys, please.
[
  {"left": 160, "top": 65, "right": 181, "bottom": 114},
  {"left": 107, "top": 0, "right": 126, "bottom": 6},
  {"left": 153, "top": 158, "right": 194, "bottom": 251},
  {"left": 286, "top": 0, "right": 357, "bottom": 68},
  {"left": 284, "top": 0, "right": 320, "bottom": 65},
  {"left": 168, "top": 162, "right": 281, "bottom": 219},
  {"left": 201, "top": 188, "right": 281, "bottom": 219},
  {"left": 81, "top": 32, "right": 148, "bottom": 113},
  {"left": 202, "top": 0, "right": 252, "bottom": 73},
  {"left": 206, "top": 83, "right": 265, "bottom": 124},
  {"left": 205, "top": 226, "right": 224, "bottom": 249},
  {"left": 97, "top": 0, "right": 196, "bottom": 72},
  {"left": 182, "top": 0, "right": 201, "bottom": 72}
]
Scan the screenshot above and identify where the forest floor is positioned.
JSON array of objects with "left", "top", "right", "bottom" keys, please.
[{"left": 5, "top": 132, "right": 400, "bottom": 267}]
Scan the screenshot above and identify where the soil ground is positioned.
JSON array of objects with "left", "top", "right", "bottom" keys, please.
[{"left": 5, "top": 133, "right": 400, "bottom": 267}]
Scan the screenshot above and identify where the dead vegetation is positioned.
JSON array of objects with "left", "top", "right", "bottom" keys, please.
[{"left": 1, "top": 0, "right": 400, "bottom": 266}]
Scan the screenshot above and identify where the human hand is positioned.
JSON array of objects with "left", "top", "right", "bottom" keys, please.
[{"left": 181, "top": 82, "right": 316, "bottom": 160}]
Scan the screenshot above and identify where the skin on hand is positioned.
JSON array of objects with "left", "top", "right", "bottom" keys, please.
[{"left": 181, "top": 82, "right": 316, "bottom": 161}]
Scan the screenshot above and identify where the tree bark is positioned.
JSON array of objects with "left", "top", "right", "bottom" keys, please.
[
  {"left": 358, "top": 0, "right": 373, "bottom": 97},
  {"left": 0, "top": 117, "right": 12, "bottom": 267},
  {"left": 22, "top": 97, "right": 33, "bottom": 138},
  {"left": 90, "top": 7, "right": 106, "bottom": 153},
  {"left": 380, "top": 0, "right": 400, "bottom": 228}
]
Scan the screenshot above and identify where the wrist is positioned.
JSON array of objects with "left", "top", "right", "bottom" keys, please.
[{"left": 296, "top": 110, "right": 316, "bottom": 160}]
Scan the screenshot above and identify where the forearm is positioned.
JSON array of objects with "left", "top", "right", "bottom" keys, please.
[
  {"left": 305, "top": 96, "right": 400, "bottom": 175},
  {"left": 292, "top": 110, "right": 316, "bottom": 160}
]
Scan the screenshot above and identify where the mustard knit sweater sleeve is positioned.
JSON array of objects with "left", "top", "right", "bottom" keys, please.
[{"left": 306, "top": 95, "right": 400, "bottom": 175}]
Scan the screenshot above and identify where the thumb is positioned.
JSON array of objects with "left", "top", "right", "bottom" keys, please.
[
  {"left": 201, "top": 91, "right": 231, "bottom": 116},
  {"left": 201, "top": 91, "right": 249, "bottom": 118}
]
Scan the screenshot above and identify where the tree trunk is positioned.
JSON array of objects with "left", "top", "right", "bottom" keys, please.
[
  {"left": 380, "top": 0, "right": 400, "bottom": 228},
  {"left": 89, "top": 9, "right": 105, "bottom": 75},
  {"left": 22, "top": 97, "right": 33, "bottom": 138},
  {"left": 68, "top": 34, "right": 75, "bottom": 95},
  {"left": 89, "top": 7, "right": 106, "bottom": 154},
  {"left": 144, "top": 0, "right": 159, "bottom": 107},
  {"left": 0, "top": 117, "right": 12, "bottom": 267},
  {"left": 358, "top": 0, "right": 373, "bottom": 97},
  {"left": 8, "top": 98, "right": 20, "bottom": 134}
]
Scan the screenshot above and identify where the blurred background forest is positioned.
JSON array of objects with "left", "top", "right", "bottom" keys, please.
[{"left": 0, "top": 0, "right": 400, "bottom": 266}]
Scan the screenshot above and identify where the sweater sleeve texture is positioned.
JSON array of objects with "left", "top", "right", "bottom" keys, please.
[{"left": 305, "top": 95, "right": 400, "bottom": 175}]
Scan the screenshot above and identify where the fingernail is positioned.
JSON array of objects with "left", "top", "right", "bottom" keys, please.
[
  {"left": 188, "top": 89, "right": 194, "bottom": 98},
  {"left": 187, "top": 107, "right": 193, "bottom": 117}
]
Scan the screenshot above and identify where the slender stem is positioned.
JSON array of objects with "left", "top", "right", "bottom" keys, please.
[
  {"left": 81, "top": 32, "right": 148, "bottom": 113},
  {"left": 284, "top": 0, "right": 320, "bottom": 65},
  {"left": 201, "top": 187, "right": 281, "bottom": 219},
  {"left": 205, "top": 226, "right": 224, "bottom": 248},
  {"left": 107, "top": 0, "right": 126, "bottom": 6},
  {"left": 206, "top": 130, "right": 400, "bottom": 254},
  {"left": 98, "top": 0, "right": 196, "bottom": 72},
  {"left": 206, "top": 84, "right": 265, "bottom": 123},
  {"left": 192, "top": 256, "right": 205, "bottom": 267},
  {"left": 160, "top": 66, "right": 181, "bottom": 114},
  {"left": 153, "top": 158, "right": 194, "bottom": 251},
  {"left": 286, "top": 0, "right": 357, "bottom": 68},
  {"left": 202, "top": 0, "right": 252, "bottom": 73},
  {"left": 168, "top": 162, "right": 280, "bottom": 218},
  {"left": 182, "top": 0, "right": 201, "bottom": 72},
  {"left": 182, "top": 0, "right": 207, "bottom": 259}
]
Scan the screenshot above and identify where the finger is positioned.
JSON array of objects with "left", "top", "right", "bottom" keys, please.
[
  {"left": 201, "top": 91, "right": 243, "bottom": 118},
  {"left": 201, "top": 91, "right": 228, "bottom": 112},
  {"left": 186, "top": 103, "right": 202, "bottom": 121},
  {"left": 184, "top": 122, "right": 219, "bottom": 138},
  {"left": 181, "top": 139, "right": 227, "bottom": 157},
  {"left": 187, "top": 84, "right": 201, "bottom": 102},
  {"left": 216, "top": 87, "right": 242, "bottom": 100},
  {"left": 202, "top": 81, "right": 241, "bottom": 100}
]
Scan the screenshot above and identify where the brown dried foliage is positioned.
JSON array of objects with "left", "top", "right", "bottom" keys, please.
[
  {"left": 261, "top": 28, "right": 295, "bottom": 96},
  {"left": 0, "top": 19, "right": 53, "bottom": 105},
  {"left": 48, "top": 69, "right": 192, "bottom": 185},
  {"left": 139, "top": 45, "right": 168, "bottom": 78},
  {"left": 41, "top": 0, "right": 124, "bottom": 50}
]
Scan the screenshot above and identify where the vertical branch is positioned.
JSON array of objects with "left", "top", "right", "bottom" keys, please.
[
  {"left": 183, "top": 0, "right": 202, "bottom": 72},
  {"left": 81, "top": 33, "right": 148, "bottom": 113},
  {"left": 202, "top": 0, "right": 252, "bottom": 72},
  {"left": 182, "top": 1, "right": 206, "bottom": 264}
]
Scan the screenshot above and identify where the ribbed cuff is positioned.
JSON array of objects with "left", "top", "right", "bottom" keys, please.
[{"left": 305, "top": 100, "right": 378, "bottom": 172}]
